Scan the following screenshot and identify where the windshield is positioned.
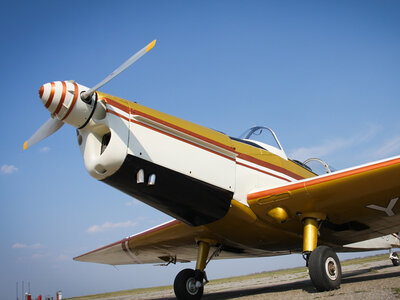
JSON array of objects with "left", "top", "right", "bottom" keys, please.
[
  {"left": 237, "top": 126, "right": 287, "bottom": 159},
  {"left": 239, "top": 126, "right": 282, "bottom": 150}
]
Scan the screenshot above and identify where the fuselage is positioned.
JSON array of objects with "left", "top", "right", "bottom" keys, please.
[
  {"left": 78, "top": 91, "right": 315, "bottom": 226},
  {"left": 35, "top": 81, "right": 399, "bottom": 260}
]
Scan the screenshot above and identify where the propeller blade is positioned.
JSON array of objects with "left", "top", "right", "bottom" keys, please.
[
  {"left": 81, "top": 39, "right": 156, "bottom": 100},
  {"left": 23, "top": 118, "right": 64, "bottom": 150}
]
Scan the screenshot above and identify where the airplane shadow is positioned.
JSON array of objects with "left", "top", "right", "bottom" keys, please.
[{"left": 150, "top": 265, "right": 400, "bottom": 300}]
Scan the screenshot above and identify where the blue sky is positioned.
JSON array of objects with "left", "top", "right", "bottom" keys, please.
[{"left": 1, "top": 0, "right": 400, "bottom": 298}]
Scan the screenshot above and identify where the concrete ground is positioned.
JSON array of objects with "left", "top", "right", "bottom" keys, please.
[{"left": 78, "top": 258, "right": 400, "bottom": 300}]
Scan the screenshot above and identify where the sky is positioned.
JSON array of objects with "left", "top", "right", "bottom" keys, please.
[{"left": 1, "top": 0, "right": 400, "bottom": 298}]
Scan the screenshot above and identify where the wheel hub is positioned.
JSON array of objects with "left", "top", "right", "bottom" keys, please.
[
  {"left": 325, "top": 257, "right": 338, "bottom": 280},
  {"left": 186, "top": 277, "right": 199, "bottom": 295}
]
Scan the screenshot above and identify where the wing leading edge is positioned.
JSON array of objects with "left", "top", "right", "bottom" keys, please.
[
  {"left": 74, "top": 215, "right": 272, "bottom": 265},
  {"left": 74, "top": 220, "right": 201, "bottom": 265}
]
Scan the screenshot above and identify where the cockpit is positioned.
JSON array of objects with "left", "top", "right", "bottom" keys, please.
[
  {"left": 233, "top": 126, "right": 288, "bottom": 159},
  {"left": 233, "top": 126, "right": 335, "bottom": 175}
]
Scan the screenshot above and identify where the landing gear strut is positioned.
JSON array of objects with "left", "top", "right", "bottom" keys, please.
[
  {"left": 174, "top": 240, "right": 217, "bottom": 300},
  {"left": 302, "top": 216, "right": 342, "bottom": 291}
]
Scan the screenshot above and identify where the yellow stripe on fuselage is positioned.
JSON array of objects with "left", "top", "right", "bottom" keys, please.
[{"left": 97, "top": 91, "right": 315, "bottom": 181}]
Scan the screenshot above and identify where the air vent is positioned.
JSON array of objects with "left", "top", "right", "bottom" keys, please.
[{"left": 100, "top": 132, "right": 111, "bottom": 155}]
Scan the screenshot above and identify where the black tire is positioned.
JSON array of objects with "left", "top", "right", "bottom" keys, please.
[
  {"left": 174, "top": 268, "right": 204, "bottom": 300},
  {"left": 392, "top": 252, "right": 400, "bottom": 266},
  {"left": 308, "top": 246, "right": 342, "bottom": 291}
]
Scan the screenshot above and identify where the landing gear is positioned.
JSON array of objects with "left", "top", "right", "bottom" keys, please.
[
  {"left": 308, "top": 246, "right": 342, "bottom": 291},
  {"left": 390, "top": 251, "right": 399, "bottom": 266},
  {"left": 174, "top": 240, "right": 218, "bottom": 300},
  {"left": 302, "top": 216, "right": 342, "bottom": 291},
  {"left": 174, "top": 269, "right": 204, "bottom": 300}
]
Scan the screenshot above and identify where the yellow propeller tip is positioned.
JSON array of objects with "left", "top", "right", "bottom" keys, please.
[
  {"left": 146, "top": 39, "right": 156, "bottom": 53},
  {"left": 23, "top": 141, "right": 28, "bottom": 151}
]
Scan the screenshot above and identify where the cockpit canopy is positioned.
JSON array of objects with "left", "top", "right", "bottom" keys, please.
[
  {"left": 234, "top": 126, "right": 335, "bottom": 175},
  {"left": 303, "top": 158, "right": 336, "bottom": 175},
  {"left": 237, "top": 126, "right": 288, "bottom": 159}
]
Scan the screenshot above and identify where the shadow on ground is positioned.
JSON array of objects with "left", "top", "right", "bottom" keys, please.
[{"left": 148, "top": 264, "right": 400, "bottom": 300}]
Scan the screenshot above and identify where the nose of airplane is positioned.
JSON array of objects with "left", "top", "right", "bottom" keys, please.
[
  {"left": 25, "top": 80, "right": 95, "bottom": 150},
  {"left": 36, "top": 80, "right": 96, "bottom": 128},
  {"left": 38, "top": 82, "right": 56, "bottom": 110}
]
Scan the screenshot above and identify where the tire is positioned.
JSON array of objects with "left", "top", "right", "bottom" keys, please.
[
  {"left": 308, "top": 246, "right": 342, "bottom": 291},
  {"left": 174, "top": 268, "right": 204, "bottom": 300},
  {"left": 392, "top": 252, "right": 400, "bottom": 266}
]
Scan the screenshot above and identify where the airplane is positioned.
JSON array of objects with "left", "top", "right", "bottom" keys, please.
[
  {"left": 25, "top": 40, "right": 400, "bottom": 299},
  {"left": 343, "top": 233, "right": 400, "bottom": 266}
]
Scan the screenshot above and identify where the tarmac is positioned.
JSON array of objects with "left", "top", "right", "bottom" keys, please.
[{"left": 77, "top": 258, "right": 400, "bottom": 299}]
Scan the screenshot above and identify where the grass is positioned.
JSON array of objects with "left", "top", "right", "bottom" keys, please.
[
  {"left": 341, "top": 253, "right": 388, "bottom": 266},
  {"left": 65, "top": 253, "right": 390, "bottom": 299}
]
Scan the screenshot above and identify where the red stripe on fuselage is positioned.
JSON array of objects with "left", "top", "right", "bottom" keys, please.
[
  {"left": 133, "top": 110, "right": 236, "bottom": 153},
  {"left": 238, "top": 153, "right": 303, "bottom": 180},
  {"left": 132, "top": 119, "right": 236, "bottom": 162},
  {"left": 106, "top": 109, "right": 130, "bottom": 122},
  {"left": 102, "top": 97, "right": 303, "bottom": 181},
  {"left": 103, "top": 98, "right": 235, "bottom": 152},
  {"left": 106, "top": 108, "right": 235, "bottom": 161},
  {"left": 237, "top": 162, "right": 292, "bottom": 182},
  {"left": 103, "top": 98, "right": 130, "bottom": 113}
]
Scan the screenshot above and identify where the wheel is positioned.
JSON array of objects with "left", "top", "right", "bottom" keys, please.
[
  {"left": 308, "top": 246, "right": 342, "bottom": 291},
  {"left": 391, "top": 252, "right": 400, "bottom": 266},
  {"left": 174, "top": 268, "right": 204, "bottom": 300}
]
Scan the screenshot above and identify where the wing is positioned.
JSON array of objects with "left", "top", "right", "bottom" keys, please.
[
  {"left": 247, "top": 156, "right": 400, "bottom": 247},
  {"left": 75, "top": 156, "right": 400, "bottom": 265},
  {"left": 74, "top": 218, "right": 266, "bottom": 265},
  {"left": 74, "top": 220, "right": 198, "bottom": 265}
]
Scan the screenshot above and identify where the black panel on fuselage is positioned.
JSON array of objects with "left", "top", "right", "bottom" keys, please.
[{"left": 102, "top": 155, "right": 233, "bottom": 226}]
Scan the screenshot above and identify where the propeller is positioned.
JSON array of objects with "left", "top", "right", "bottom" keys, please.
[
  {"left": 24, "top": 118, "right": 64, "bottom": 150},
  {"left": 81, "top": 39, "right": 156, "bottom": 101},
  {"left": 24, "top": 39, "right": 157, "bottom": 150}
]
